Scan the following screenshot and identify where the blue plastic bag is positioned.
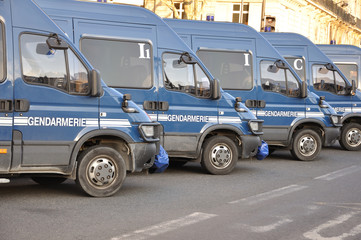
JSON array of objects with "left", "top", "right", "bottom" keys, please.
[
  {"left": 149, "top": 145, "right": 169, "bottom": 173},
  {"left": 255, "top": 140, "right": 269, "bottom": 160}
]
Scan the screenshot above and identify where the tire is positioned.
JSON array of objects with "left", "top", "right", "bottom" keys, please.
[
  {"left": 32, "top": 177, "right": 67, "bottom": 185},
  {"left": 201, "top": 136, "right": 238, "bottom": 175},
  {"left": 76, "top": 145, "right": 126, "bottom": 197},
  {"left": 339, "top": 123, "right": 361, "bottom": 151},
  {"left": 290, "top": 129, "right": 321, "bottom": 161}
]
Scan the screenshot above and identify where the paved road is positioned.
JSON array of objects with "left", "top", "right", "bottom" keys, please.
[{"left": 1, "top": 144, "right": 360, "bottom": 240}]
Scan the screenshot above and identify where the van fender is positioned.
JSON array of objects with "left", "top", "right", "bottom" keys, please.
[
  {"left": 67, "top": 129, "right": 135, "bottom": 178},
  {"left": 340, "top": 112, "right": 361, "bottom": 124},
  {"left": 287, "top": 118, "right": 326, "bottom": 144},
  {"left": 195, "top": 124, "right": 245, "bottom": 159}
]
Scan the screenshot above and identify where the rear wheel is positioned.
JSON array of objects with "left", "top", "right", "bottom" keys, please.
[
  {"left": 290, "top": 129, "right": 321, "bottom": 161},
  {"left": 201, "top": 136, "right": 238, "bottom": 175},
  {"left": 339, "top": 123, "right": 361, "bottom": 151},
  {"left": 76, "top": 145, "right": 126, "bottom": 197}
]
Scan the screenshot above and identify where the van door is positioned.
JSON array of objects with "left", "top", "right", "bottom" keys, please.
[
  {"left": 0, "top": 17, "right": 13, "bottom": 172},
  {"left": 276, "top": 46, "right": 353, "bottom": 115},
  {"left": 11, "top": 31, "right": 98, "bottom": 170},
  {"left": 158, "top": 51, "right": 218, "bottom": 156},
  {"left": 73, "top": 20, "right": 158, "bottom": 120},
  {"left": 257, "top": 59, "right": 306, "bottom": 142}
]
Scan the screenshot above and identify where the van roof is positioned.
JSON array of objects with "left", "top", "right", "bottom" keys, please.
[
  {"left": 12, "top": 0, "right": 65, "bottom": 36},
  {"left": 317, "top": 44, "right": 361, "bottom": 55},
  {"left": 261, "top": 32, "right": 332, "bottom": 63},
  {"left": 35, "top": 0, "right": 189, "bottom": 50},
  {"left": 164, "top": 18, "right": 284, "bottom": 59}
]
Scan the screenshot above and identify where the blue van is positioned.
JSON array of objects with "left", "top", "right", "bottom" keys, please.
[
  {"left": 262, "top": 33, "right": 361, "bottom": 151},
  {"left": 0, "top": 0, "right": 161, "bottom": 197},
  {"left": 36, "top": 0, "right": 263, "bottom": 175},
  {"left": 164, "top": 19, "right": 342, "bottom": 161},
  {"left": 317, "top": 44, "right": 361, "bottom": 92}
]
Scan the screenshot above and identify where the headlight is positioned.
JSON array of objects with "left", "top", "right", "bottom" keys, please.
[
  {"left": 330, "top": 114, "right": 342, "bottom": 126},
  {"left": 248, "top": 120, "right": 263, "bottom": 135},
  {"left": 249, "top": 121, "right": 259, "bottom": 131},
  {"left": 140, "top": 125, "right": 154, "bottom": 137}
]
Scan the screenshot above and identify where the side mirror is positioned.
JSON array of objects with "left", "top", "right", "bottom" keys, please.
[
  {"left": 212, "top": 79, "right": 221, "bottom": 100},
  {"left": 351, "top": 80, "right": 357, "bottom": 96},
  {"left": 36, "top": 43, "right": 53, "bottom": 55},
  {"left": 46, "top": 34, "right": 68, "bottom": 50},
  {"left": 90, "top": 69, "right": 103, "bottom": 97},
  {"left": 319, "top": 96, "right": 328, "bottom": 108},
  {"left": 275, "top": 60, "right": 288, "bottom": 69},
  {"left": 267, "top": 64, "right": 279, "bottom": 73},
  {"left": 325, "top": 63, "right": 336, "bottom": 71},
  {"left": 179, "top": 52, "right": 197, "bottom": 64},
  {"left": 300, "top": 81, "right": 307, "bottom": 98}
]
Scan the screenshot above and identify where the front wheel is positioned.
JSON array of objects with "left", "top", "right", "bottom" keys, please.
[
  {"left": 76, "top": 145, "right": 126, "bottom": 197},
  {"left": 339, "top": 123, "right": 361, "bottom": 151},
  {"left": 290, "top": 129, "right": 321, "bottom": 161},
  {"left": 201, "top": 136, "right": 238, "bottom": 175}
]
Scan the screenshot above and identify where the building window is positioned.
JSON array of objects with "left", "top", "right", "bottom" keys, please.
[{"left": 232, "top": 3, "right": 249, "bottom": 25}]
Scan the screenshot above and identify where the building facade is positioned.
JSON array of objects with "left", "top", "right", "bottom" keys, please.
[{"left": 144, "top": 0, "right": 361, "bottom": 46}]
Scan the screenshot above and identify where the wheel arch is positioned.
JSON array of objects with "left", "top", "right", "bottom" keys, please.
[
  {"left": 68, "top": 129, "right": 135, "bottom": 179},
  {"left": 288, "top": 119, "right": 326, "bottom": 147},
  {"left": 341, "top": 113, "right": 361, "bottom": 125},
  {"left": 196, "top": 124, "right": 245, "bottom": 159}
]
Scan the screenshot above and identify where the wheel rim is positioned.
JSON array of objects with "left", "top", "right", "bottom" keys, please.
[
  {"left": 298, "top": 134, "right": 317, "bottom": 157},
  {"left": 209, "top": 143, "right": 232, "bottom": 169},
  {"left": 87, "top": 156, "right": 117, "bottom": 187},
  {"left": 345, "top": 128, "right": 361, "bottom": 147}
]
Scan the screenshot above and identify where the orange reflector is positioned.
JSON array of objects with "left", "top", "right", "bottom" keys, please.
[{"left": 0, "top": 149, "right": 8, "bottom": 154}]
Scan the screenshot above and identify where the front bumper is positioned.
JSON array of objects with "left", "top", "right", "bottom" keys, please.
[
  {"left": 323, "top": 126, "right": 341, "bottom": 146},
  {"left": 240, "top": 135, "right": 262, "bottom": 159},
  {"left": 129, "top": 142, "right": 158, "bottom": 172}
]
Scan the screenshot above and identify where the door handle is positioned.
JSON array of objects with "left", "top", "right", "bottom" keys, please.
[
  {"left": 0, "top": 100, "right": 12, "bottom": 112},
  {"left": 143, "top": 101, "right": 169, "bottom": 111},
  {"left": 245, "top": 99, "right": 266, "bottom": 108},
  {"left": 14, "top": 99, "right": 30, "bottom": 112}
]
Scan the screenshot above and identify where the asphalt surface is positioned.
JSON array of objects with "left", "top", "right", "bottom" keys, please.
[{"left": 1, "top": 143, "right": 360, "bottom": 240}]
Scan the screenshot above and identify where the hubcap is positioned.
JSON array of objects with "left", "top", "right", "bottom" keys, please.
[
  {"left": 210, "top": 144, "right": 232, "bottom": 169},
  {"left": 346, "top": 128, "right": 361, "bottom": 147},
  {"left": 298, "top": 134, "right": 317, "bottom": 157},
  {"left": 87, "top": 157, "right": 116, "bottom": 187}
]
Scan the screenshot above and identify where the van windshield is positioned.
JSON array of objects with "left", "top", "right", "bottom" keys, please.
[
  {"left": 260, "top": 60, "right": 300, "bottom": 97},
  {"left": 312, "top": 64, "right": 347, "bottom": 95},
  {"left": 0, "top": 22, "right": 4, "bottom": 81},
  {"left": 197, "top": 49, "right": 253, "bottom": 90},
  {"left": 335, "top": 63, "right": 358, "bottom": 89},
  {"left": 163, "top": 52, "right": 211, "bottom": 98}
]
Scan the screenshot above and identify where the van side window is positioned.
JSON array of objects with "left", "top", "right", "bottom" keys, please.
[
  {"left": 81, "top": 38, "right": 152, "bottom": 89},
  {"left": 260, "top": 60, "right": 300, "bottom": 97},
  {"left": 0, "top": 21, "right": 4, "bottom": 82},
  {"left": 312, "top": 64, "right": 347, "bottom": 95},
  {"left": 335, "top": 63, "right": 358, "bottom": 89},
  {"left": 163, "top": 53, "right": 211, "bottom": 98},
  {"left": 285, "top": 57, "right": 306, "bottom": 82},
  {"left": 21, "top": 34, "right": 89, "bottom": 94},
  {"left": 197, "top": 50, "right": 253, "bottom": 90}
]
